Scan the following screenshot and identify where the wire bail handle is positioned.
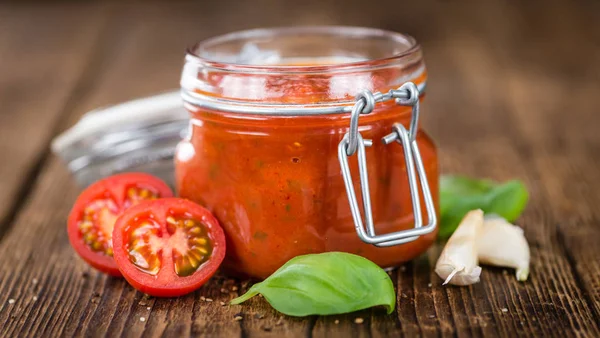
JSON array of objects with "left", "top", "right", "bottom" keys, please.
[{"left": 338, "top": 82, "right": 437, "bottom": 247}]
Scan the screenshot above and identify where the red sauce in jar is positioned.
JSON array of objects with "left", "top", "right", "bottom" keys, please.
[{"left": 177, "top": 27, "right": 439, "bottom": 279}]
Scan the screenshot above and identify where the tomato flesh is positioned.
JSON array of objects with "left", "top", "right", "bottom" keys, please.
[
  {"left": 113, "top": 198, "right": 226, "bottom": 297},
  {"left": 67, "top": 173, "right": 173, "bottom": 276},
  {"left": 78, "top": 196, "right": 118, "bottom": 256},
  {"left": 127, "top": 217, "right": 163, "bottom": 275}
]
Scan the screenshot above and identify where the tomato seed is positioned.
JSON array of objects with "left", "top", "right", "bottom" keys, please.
[
  {"left": 78, "top": 198, "right": 119, "bottom": 256},
  {"left": 127, "top": 220, "right": 162, "bottom": 275},
  {"left": 168, "top": 215, "right": 213, "bottom": 277},
  {"left": 188, "top": 227, "right": 202, "bottom": 235},
  {"left": 125, "top": 186, "right": 160, "bottom": 208}
]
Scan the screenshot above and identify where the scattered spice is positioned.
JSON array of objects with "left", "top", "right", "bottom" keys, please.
[
  {"left": 354, "top": 317, "right": 364, "bottom": 324},
  {"left": 334, "top": 320, "right": 340, "bottom": 324},
  {"left": 8, "top": 299, "right": 15, "bottom": 304},
  {"left": 428, "top": 283, "right": 432, "bottom": 288},
  {"left": 275, "top": 317, "right": 284, "bottom": 326},
  {"left": 501, "top": 308, "right": 508, "bottom": 313},
  {"left": 428, "top": 315, "right": 436, "bottom": 319},
  {"left": 221, "top": 288, "right": 229, "bottom": 294},
  {"left": 139, "top": 301, "right": 148, "bottom": 306},
  {"left": 140, "top": 317, "right": 146, "bottom": 322},
  {"left": 231, "top": 286, "right": 239, "bottom": 292},
  {"left": 32, "top": 278, "right": 38, "bottom": 285},
  {"left": 205, "top": 298, "right": 213, "bottom": 302},
  {"left": 32, "top": 296, "right": 38, "bottom": 302},
  {"left": 200, "top": 296, "right": 206, "bottom": 301},
  {"left": 401, "top": 293, "right": 408, "bottom": 298},
  {"left": 220, "top": 301, "right": 226, "bottom": 306},
  {"left": 147, "top": 307, "right": 151, "bottom": 310},
  {"left": 234, "top": 315, "right": 243, "bottom": 321}
]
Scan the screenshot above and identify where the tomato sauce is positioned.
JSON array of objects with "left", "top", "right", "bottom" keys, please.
[{"left": 177, "top": 28, "right": 439, "bottom": 279}]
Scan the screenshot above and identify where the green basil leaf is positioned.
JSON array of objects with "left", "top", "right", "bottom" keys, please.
[
  {"left": 230, "top": 252, "right": 395, "bottom": 316},
  {"left": 439, "top": 175, "right": 529, "bottom": 238}
]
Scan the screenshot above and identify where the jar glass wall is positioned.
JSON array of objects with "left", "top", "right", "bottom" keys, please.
[{"left": 177, "top": 27, "right": 438, "bottom": 279}]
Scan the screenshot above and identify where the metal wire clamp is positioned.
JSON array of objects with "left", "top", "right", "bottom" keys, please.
[{"left": 338, "top": 82, "right": 437, "bottom": 247}]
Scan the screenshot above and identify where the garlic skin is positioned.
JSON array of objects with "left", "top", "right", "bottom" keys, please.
[
  {"left": 478, "top": 215, "right": 530, "bottom": 281},
  {"left": 435, "top": 209, "right": 484, "bottom": 285}
]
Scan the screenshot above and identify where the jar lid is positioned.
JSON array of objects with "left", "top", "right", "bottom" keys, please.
[{"left": 51, "top": 91, "right": 186, "bottom": 187}]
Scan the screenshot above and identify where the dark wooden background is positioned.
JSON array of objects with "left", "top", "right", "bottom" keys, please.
[{"left": 0, "top": 0, "right": 599, "bottom": 337}]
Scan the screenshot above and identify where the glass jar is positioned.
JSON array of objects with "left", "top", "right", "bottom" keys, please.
[{"left": 177, "top": 26, "right": 438, "bottom": 279}]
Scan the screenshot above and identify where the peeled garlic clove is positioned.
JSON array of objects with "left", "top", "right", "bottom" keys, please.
[
  {"left": 435, "top": 209, "right": 484, "bottom": 285},
  {"left": 478, "top": 215, "right": 530, "bottom": 281}
]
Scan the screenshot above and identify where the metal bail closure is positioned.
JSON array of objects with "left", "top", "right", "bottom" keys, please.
[{"left": 337, "top": 82, "right": 437, "bottom": 247}]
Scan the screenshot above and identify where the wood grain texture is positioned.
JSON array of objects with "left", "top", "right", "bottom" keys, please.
[
  {"left": 0, "top": 3, "right": 108, "bottom": 238},
  {"left": 0, "top": 0, "right": 599, "bottom": 337}
]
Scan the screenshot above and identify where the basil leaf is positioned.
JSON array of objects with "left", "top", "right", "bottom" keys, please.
[
  {"left": 230, "top": 252, "right": 395, "bottom": 316},
  {"left": 439, "top": 175, "right": 528, "bottom": 238}
]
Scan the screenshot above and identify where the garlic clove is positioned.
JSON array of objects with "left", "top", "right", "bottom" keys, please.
[
  {"left": 435, "top": 209, "right": 484, "bottom": 286},
  {"left": 478, "top": 215, "right": 530, "bottom": 281}
]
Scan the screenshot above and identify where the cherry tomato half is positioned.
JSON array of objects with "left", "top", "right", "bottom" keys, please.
[
  {"left": 67, "top": 173, "right": 173, "bottom": 276},
  {"left": 112, "top": 198, "right": 226, "bottom": 297}
]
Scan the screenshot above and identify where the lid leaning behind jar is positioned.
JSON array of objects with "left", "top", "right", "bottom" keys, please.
[{"left": 180, "top": 26, "right": 437, "bottom": 247}]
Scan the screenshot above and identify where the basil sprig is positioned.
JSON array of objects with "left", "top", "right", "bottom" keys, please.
[
  {"left": 440, "top": 175, "right": 528, "bottom": 238},
  {"left": 230, "top": 252, "right": 395, "bottom": 316}
]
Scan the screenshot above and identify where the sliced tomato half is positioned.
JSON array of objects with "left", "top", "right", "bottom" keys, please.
[
  {"left": 67, "top": 173, "right": 173, "bottom": 276},
  {"left": 112, "top": 198, "right": 226, "bottom": 297}
]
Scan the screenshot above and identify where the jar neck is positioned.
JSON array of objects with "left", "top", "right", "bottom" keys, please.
[{"left": 181, "top": 27, "right": 427, "bottom": 113}]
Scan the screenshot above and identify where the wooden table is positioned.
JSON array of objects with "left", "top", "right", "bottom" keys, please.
[{"left": 1, "top": 1, "right": 599, "bottom": 337}]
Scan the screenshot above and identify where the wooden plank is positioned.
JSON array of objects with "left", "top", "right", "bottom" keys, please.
[
  {"left": 0, "top": 3, "right": 109, "bottom": 238},
  {"left": 0, "top": 1, "right": 599, "bottom": 337},
  {"left": 502, "top": 0, "right": 600, "bottom": 323},
  {"left": 395, "top": 1, "right": 600, "bottom": 337}
]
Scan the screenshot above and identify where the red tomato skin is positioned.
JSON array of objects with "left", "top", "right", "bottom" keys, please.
[
  {"left": 67, "top": 173, "right": 173, "bottom": 276},
  {"left": 112, "top": 198, "right": 226, "bottom": 297}
]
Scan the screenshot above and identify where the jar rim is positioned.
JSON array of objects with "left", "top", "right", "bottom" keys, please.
[{"left": 186, "top": 26, "right": 421, "bottom": 74}]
